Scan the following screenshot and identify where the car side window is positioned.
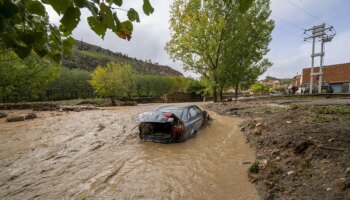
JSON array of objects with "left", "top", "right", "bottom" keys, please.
[
  {"left": 189, "top": 107, "right": 197, "bottom": 118},
  {"left": 194, "top": 106, "right": 202, "bottom": 115}
]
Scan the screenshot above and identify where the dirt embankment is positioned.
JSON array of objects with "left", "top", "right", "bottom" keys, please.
[{"left": 206, "top": 100, "right": 350, "bottom": 200}]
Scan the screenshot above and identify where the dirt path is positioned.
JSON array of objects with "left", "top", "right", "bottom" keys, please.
[{"left": 0, "top": 104, "right": 258, "bottom": 199}]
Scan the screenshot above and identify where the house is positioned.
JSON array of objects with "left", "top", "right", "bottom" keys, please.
[{"left": 295, "top": 62, "right": 350, "bottom": 93}]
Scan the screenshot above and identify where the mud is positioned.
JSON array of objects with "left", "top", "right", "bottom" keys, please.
[
  {"left": 206, "top": 100, "right": 350, "bottom": 200},
  {"left": 0, "top": 103, "right": 258, "bottom": 199}
]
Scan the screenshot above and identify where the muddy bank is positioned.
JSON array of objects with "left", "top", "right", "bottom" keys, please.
[
  {"left": 0, "top": 98, "right": 141, "bottom": 110},
  {"left": 206, "top": 100, "right": 350, "bottom": 200},
  {"left": 0, "top": 103, "right": 258, "bottom": 199}
]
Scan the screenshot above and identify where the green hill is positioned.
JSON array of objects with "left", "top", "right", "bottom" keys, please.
[{"left": 62, "top": 40, "right": 183, "bottom": 76}]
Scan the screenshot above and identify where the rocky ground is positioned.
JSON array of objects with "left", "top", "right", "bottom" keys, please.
[{"left": 205, "top": 98, "right": 350, "bottom": 200}]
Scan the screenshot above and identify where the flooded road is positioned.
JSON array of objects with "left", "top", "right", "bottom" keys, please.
[{"left": 0, "top": 103, "right": 258, "bottom": 199}]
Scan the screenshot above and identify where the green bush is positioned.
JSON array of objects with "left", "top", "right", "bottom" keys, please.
[
  {"left": 250, "top": 83, "right": 270, "bottom": 95},
  {"left": 249, "top": 161, "right": 260, "bottom": 173}
]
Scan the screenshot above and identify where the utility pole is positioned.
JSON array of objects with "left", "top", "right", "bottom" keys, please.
[{"left": 304, "top": 24, "right": 335, "bottom": 94}]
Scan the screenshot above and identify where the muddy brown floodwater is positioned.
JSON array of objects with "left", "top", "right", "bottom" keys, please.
[{"left": 0, "top": 103, "right": 258, "bottom": 200}]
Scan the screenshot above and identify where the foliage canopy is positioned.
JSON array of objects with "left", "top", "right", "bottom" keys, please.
[
  {"left": 0, "top": 0, "right": 154, "bottom": 61},
  {"left": 89, "top": 62, "right": 134, "bottom": 105},
  {"left": 0, "top": 49, "right": 60, "bottom": 102},
  {"left": 166, "top": 0, "right": 274, "bottom": 101}
]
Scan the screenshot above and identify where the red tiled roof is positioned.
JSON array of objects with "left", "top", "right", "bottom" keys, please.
[{"left": 301, "top": 62, "right": 350, "bottom": 85}]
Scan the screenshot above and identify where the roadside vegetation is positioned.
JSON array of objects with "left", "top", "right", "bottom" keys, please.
[{"left": 0, "top": 52, "right": 205, "bottom": 104}]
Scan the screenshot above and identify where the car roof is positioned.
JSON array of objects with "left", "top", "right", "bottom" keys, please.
[{"left": 156, "top": 105, "right": 195, "bottom": 111}]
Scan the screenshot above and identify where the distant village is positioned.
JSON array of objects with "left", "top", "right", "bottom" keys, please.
[{"left": 258, "top": 62, "right": 350, "bottom": 95}]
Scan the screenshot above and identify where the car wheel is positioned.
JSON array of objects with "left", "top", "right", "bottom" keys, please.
[
  {"left": 203, "top": 111, "right": 209, "bottom": 125},
  {"left": 174, "top": 133, "right": 183, "bottom": 142}
]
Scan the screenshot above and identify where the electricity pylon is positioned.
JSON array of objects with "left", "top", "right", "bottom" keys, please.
[{"left": 304, "top": 24, "right": 336, "bottom": 94}]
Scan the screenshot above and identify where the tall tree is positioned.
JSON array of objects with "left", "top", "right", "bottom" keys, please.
[
  {"left": 166, "top": 0, "right": 229, "bottom": 102},
  {"left": 166, "top": 0, "right": 267, "bottom": 102},
  {"left": 220, "top": 0, "right": 274, "bottom": 100},
  {"left": 89, "top": 62, "right": 134, "bottom": 105}
]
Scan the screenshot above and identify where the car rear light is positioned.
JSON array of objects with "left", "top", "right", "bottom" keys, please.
[
  {"left": 173, "top": 127, "right": 183, "bottom": 135},
  {"left": 163, "top": 112, "right": 172, "bottom": 118}
]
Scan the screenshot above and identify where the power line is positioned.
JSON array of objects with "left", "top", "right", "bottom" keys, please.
[
  {"left": 319, "top": 0, "right": 347, "bottom": 21},
  {"left": 274, "top": 26, "right": 302, "bottom": 38},
  {"left": 272, "top": 14, "right": 305, "bottom": 31},
  {"left": 284, "top": 0, "right": 324, "bottom": 23}
]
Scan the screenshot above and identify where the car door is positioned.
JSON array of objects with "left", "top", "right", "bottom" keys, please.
[
  {"left": 188, "top": 106, "right": 201, "bottom": 132},
  {"left": 193, "top": 106, "right": 204, "bottom": 127}
]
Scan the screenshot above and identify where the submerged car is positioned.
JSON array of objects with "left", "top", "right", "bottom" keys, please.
[{"left": 136, "top": 105, "right": 210, "bottom": 143}]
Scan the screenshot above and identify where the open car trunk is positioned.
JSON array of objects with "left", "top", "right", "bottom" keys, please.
[{"left": 137, "top": 111, "right": 184, "bottom": 143}]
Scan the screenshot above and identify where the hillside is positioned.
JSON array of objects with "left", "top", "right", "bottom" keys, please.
[
  {"left": 62, "top": 40, "right": 183, "bottom": 76},
  {"left": 264, "top": 76, "right": 293, "bottom": 85}
]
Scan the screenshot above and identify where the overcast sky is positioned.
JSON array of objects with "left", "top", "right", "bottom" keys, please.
[{"left": 48, "top": 0, "right": 350, "bottom": 79}]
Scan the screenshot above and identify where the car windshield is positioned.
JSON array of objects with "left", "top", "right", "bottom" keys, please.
[{"left": 158, "top": 109, "right": 183, "bottom": 119}]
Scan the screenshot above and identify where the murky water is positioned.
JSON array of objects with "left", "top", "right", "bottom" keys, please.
[{"left": 0, "top": 104, "right": 258, "bottom": 199}]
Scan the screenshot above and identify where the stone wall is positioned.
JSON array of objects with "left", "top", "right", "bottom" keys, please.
[{"left": 163, "top": 92, "right": 202, "bottom": 103}]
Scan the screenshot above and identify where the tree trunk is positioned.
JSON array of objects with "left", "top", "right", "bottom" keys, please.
[
  {"left": 234, "top": 83, "right": 239, "bottom": 102},
  {"left": 213, "top": 71, "right": 219, "bottom": 102},
  {"left": 110, "top": 96, "right": 116, "bottom": 106},
  {"left": 219, "top": 87, "right": 223, "bottom": 102},
  {"left": 213, "top": 85, "right": 217, "bottom": 102}
]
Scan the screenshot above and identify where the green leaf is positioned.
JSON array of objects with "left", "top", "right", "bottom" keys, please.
[
  {"left": 33, "top": 45, "right": 48, "bottom": 57},
  {"left": 51, "top": 53, "right": 62, "bottom": 63},
  {"left": 18, "top": 31, "right": 43, "bottom": 46},
  {"left": 0, "top": 0, "right": 19, "bottom": 18},
  {"left": 62, "top": 37, "right": 76, "bottom": 54},
  {"left": 14, "top": 45, "right": 32, "bottom": 59},
  {"left": 0, "top": 33, "right": 18, "bottom": 47},
  {"left": 87, "top": 16, "right": 107, "bottom": 38},
  {"left": 143, "top": 0, "right": 154, "bottom": 15},
  {"left": 223, "top": 0, "right": 232, "bottom": 4},
  {"left": 73, "top": 0, "right": 98, "bottom": 16},
  {"left": 119, "top": 20, "right": 133, "bottom": 40},
  {"left": 46, "top": 0, "right": 73, "bottom": 15},
  {"left": 113, "top": 0, "right": 122, "bottom": 6},
  {"left": 239, "top": 0, "right": 253, "bottom": 13},
  {"left": 31, "top": 31, "right": 44, "bottom": 42},
  {"left": 100, "top": 3, "right": 115, "bottom": 29},
  {"left": 18, "top": 32, "right": 35, "bottom": 45},
  {"left": 127, "top": 8, "right": 140, "bottom": 22},
  {"left": 0, "top": 16, "right": 11, "bottom": 32},
  {"left": 26, "top": 0, "right": 46, "bottom": 16},
  {"left": 121, "top": 21, "right": 133, "bottom": 34},
  {"left": 60, "top": 7, "right": 81, "bottom": 34}
]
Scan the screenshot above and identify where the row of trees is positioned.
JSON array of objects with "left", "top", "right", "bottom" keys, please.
[
  {"left": 0, "top": 53, "right": 201, "bottom": 103},
  {"left": 166, "top": 0, "right": 274, "bottom": 101},
  {"left": 250, "top": 83, "right": 286, "bottom": 95},
  {"left": 44, "top": 67, "right": 95, "bottom": 101},
  {"left": 89, "top": 62, "right": 195, "bottom": 105}
]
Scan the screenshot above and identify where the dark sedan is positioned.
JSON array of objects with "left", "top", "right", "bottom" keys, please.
[{"left": 136, "top": 105, "right": 210, "bottom": 143}]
